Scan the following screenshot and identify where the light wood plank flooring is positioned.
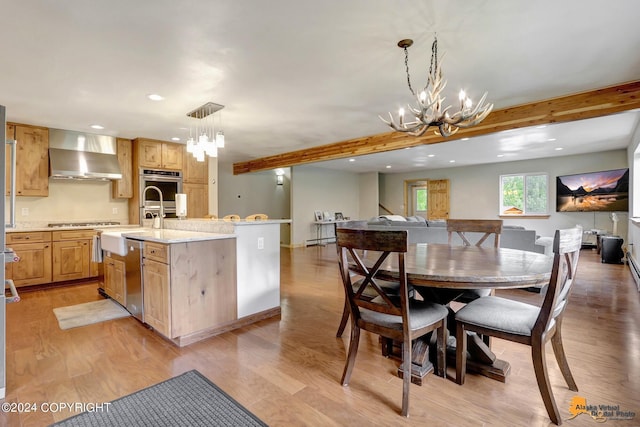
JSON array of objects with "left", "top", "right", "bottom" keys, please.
[{"left": 2, "top": 246, "right": 639, "bottom": 426}]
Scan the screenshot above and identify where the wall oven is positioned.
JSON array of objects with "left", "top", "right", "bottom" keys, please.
[{"left": 139, "top": 168, "right": 183, "bottom": 220}]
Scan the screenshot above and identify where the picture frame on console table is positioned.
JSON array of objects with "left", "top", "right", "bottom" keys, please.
[
  {"left": 334, "top": 212, "right": 344, "bottom": 221},
  {"left": 314, "top": 211, "right": 323, "bottom": 221}
]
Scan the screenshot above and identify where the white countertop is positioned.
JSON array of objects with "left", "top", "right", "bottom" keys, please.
[{"left": 114, "top": 228, "right": 236, "bottom": 244}]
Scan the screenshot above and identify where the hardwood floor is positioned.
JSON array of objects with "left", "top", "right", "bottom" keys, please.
[{"left": 3, "top": 246, "right": 639, "bottom": 426}]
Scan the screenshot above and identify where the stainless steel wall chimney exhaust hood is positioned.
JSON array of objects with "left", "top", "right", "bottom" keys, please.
[{"left": 48, "top": 129, "right": 122, "bottom": 180}]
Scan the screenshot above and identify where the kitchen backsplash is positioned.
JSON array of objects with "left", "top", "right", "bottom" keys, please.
[{"left": 6, "top": 179, "right": 129, "bottom": 225}]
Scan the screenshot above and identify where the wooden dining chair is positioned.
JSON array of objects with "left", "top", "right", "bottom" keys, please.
[
  {"left": 245, "top": 213, "right": 268, "bottom": 221},
  {"left": 447, "top": 219, "right": 503, "bottom": 304},
  {"left": 222, "top": 214, "right": 241, "bottom": 222},
  {"left": 455, "top": 227, "right": 582, "bottom": 425},
  {"left": 336, "top": 228, "right": 448, "bottom": 417},
  {"left": 447, "top": 219, "right": 503, "bottom": 248}
]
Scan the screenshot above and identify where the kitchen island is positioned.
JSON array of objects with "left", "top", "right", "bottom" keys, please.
[{"left": 103, "top": 219, "right": 288, "bottom": 346}]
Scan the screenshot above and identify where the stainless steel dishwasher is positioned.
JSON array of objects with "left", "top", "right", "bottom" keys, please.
[{"left": 124, "top": 238, "right": 144, "bottom": 321}]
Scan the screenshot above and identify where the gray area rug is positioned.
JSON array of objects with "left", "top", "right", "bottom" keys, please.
[
  {"left": 53, "top": 299, "right": 130, "bottom": 330},
  {"left": 50, "top": 370, "right": 268, "bottom": 426}
]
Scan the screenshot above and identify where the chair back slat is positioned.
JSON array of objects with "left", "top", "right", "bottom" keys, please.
[
  {"left": 535, "top": 227, "right": 582, "bottom": 335},
  {"left": 447, "top": 219, "right": 503, "bottom": 248},
  {"left": 337, "top": 229, "right": 409, "bottom": 319}
]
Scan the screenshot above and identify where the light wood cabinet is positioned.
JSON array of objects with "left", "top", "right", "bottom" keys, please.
[
  {"left": 112, "top": 138, "right": 133, "bottom": 198},
  {"left": 103, "top": 255, "right": 126, "bottom": 306},
  {"left": 183, "top": 183, "right": 208, "bottom": 219},
  {"left": 5, "top": 123, "right": 14, "bottom": 196},
  {"left": 6, "top": 232, "right": 52, "bottom": 287},
  {"left": 6, "top": 124, "right": 49, "bottom": 197},
  {"left": 51, "top": 230, "right": 98, "bottom": 282},
  {"left": 134, "top": 138, "right": 183, "bottom": 170},
  {"left": 183, "top": 151, "right": 207, "bottom": 184},
  {"left": 140, "top": 238, "right": 236, "bottom": 344},
  {"left": 143, "top": 256, "right": 171, "bottom": 337}
]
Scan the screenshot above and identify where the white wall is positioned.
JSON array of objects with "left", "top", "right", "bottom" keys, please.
[
  {"left": 380, "top": 150, "right": 629, "bottom": 239},
  {"left": 8, "top": 180, "right": 130, "bottom": 225},
  {"left": 208, "top": 157, "right": 218, "bottom": 217},
  {"left": 359, "top": 172, "right": 379, "bottom": 220},
  {"left": 218, "top": 162, "right": 291, "bottom": 245},
  {"left": 290, "top": 165, "right": 361, "bottom": 247},
  {"left": 626, "top": 121, "right": 640, "bottom": 266}
]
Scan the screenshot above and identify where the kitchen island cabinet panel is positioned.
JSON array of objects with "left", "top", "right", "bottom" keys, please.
[
  {"left": 170, "top": 239, "right": 236, "bottom": 338},
  {"left": 142, "top": 257, "right": 171, "bottom": 337}
]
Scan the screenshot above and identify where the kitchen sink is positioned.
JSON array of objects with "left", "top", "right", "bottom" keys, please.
[{"left": 100, "top": 228, "right": 149, "bottom": 256}]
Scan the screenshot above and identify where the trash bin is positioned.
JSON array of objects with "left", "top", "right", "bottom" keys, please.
[{"left": 600, "top": 236, "right": 624, "bottom": 264}]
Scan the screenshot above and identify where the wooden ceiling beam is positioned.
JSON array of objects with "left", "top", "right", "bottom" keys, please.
[{"left": 233, "top": 80, "right": 640, "bottom": 175}]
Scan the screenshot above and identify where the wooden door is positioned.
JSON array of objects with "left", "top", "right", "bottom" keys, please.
[
  {"left": 14, "top": 125, "right": 49, "bottom": 196},
  {"left": 427, "top": 179, "right": 450, "bottom": 220},
  {"left": 52, "top": 240, "right": 90, "bottom": 281},
  {"left": 143, "top": 258, "right": 171, "bottom": 337}
]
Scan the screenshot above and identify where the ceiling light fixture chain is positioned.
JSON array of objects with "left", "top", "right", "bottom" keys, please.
[{"left": 380, "top": 34, "right": 493, "bottom": 138}]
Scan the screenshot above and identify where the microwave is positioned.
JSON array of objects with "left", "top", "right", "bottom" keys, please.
[{"left": 139, "top": 168, "right": 183, "bottom": 219}]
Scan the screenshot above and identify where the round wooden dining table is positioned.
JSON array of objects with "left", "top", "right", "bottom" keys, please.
[{"left": 355, "top": 243, "right": 553, "bottom": 384}]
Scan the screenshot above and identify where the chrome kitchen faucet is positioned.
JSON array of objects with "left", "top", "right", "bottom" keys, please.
[{"left": 143, "top": 186, "right": 164, "bottom": 229}]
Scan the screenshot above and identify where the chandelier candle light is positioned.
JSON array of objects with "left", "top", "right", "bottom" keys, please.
[
  {"left": 186, "top": 102, "right": 225, "bottom": 162},
  {"left": 380, "top": 35, "right": 493, "bottom": 137}
]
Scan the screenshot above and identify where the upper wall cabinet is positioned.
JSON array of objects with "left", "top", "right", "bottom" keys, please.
[
  {"left": 183, "top": 150, "right": 208, "bottom": 184},
  {"left": 112, "top": 138, "right": 133, "bottom": 198},
  {"left": 6, "top": 123, "right": 49, "bottom": 197},
  {"left": 134, "top": 138, "right": 183, "bottom": 170}
]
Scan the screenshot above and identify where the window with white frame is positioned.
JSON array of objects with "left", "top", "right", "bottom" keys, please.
[{"left": 500, "top": 173, "right": 548, "bottom": 215}]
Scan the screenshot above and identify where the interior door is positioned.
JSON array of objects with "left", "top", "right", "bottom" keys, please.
[
  {"left": 404, "top": 179, "right": 450, "bottom": 219},
  {"left": 427, "top": 179, "right": 450, "bottom": 219}
]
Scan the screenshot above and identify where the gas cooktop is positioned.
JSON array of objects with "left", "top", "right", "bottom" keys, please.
[{"left": 47, "top": 221, "right": 121, "bottom": 228}]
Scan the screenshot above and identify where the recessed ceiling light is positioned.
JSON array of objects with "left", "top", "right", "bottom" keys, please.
[
  {"left": 90, "top": 124, "right": 104, "bottom": 130},
  {"left": 349, "top": 158, "right": 355, "bottom": 162},
  {"left": 171, "top": 137, "right": 180, "bottom": 141},
  {"left": 497, "top": 154, "right": 505, "bottom": 158},
  {"left": 385, "top": 165, "right": 392, "bottom": 169},
  {"left": 536, "top": 125, "right": 547, "bottom": 129},
  {"left": 427, "top": 154, "right": 435, "bottom": 158},
  {"left": 547, "top": 138, "right": 556, "bottom": 142},
  {"left": 147, "top": 94, "right": 164, "bottom": 101},
  {"left": 449, "top": 160, "right": 456, "bottom": 163},
  {"left": 555, "top": 147, "right": 563, "bottom": 151},
  {"left": 461, "top": 137, "right": 470, "bottom": 141}
]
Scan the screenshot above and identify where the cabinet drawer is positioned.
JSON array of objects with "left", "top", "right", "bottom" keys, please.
[
  {"left": 144, "top": 242, "right": 170, "bottom": 263},
  {"left": 52, "top": 230, "right": 97, "bottom": 241},
  {"left": 7, "top": 231, "right": 52, "bottom": 244}
]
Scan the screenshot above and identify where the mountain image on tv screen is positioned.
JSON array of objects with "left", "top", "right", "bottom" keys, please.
[{"left": 556, "top": 168, "right": 629, "bottom": 212}]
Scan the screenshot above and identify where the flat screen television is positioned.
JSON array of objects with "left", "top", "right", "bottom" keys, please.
[{"left": 556, "top": 168, "right": 629, "bottom": 212}]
